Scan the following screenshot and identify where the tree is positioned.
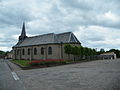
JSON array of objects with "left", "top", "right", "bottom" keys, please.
[
  {"left": 64, "top": 44, "right": 98, "bottom": 60},
  {"left": 64, "top": 44, "right": 72, "bottom": 59},
  {"left": 0, "top": 50, "right": 6, "bottom": 59},
  {"left": 92, "top": 49, "right": 96, "bottom": 55},
  {"left": 100, "top": 48, "right": 105, "bottom": 54},
  {"left": 71, "top": 46, "right": 78, "bottom": 61}
]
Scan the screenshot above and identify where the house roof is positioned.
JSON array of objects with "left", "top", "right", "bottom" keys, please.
[
  {"left": 100, "top": 52, "right": 116, "bottom": 55},
  {"left": 13, "top": 32, "right": 81, "bottom": 47}
]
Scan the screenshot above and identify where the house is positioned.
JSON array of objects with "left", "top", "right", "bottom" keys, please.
[
  {"left": 100, "top": 52, "right": 117, "bottom": 59},
  {"left": 12, "top": 23, "right": 81, "bottom": 60}
]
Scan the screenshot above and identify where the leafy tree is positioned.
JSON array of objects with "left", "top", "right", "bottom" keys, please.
[
  {"left": 64, "top": 44, "right": 72, "bottom": 59},
  {"left": 64, "top": 44, "right": 98, "bottom": 60},
  {"left": 0, "top": 50, "right": 6, "bottom": 59},
  {"left": 79, "top": 46, "right": 84, "bottom": 58},
  {"left": 92, "top": 49, "right": 96, "bottom": 55},
  {"left": 71, "top": 46, "right": 79, "bottom": 61}
]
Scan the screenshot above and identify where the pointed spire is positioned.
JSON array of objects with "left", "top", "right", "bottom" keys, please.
[
  {"left": 19, "top": 22, "right": 27, "bottom": 41},
  {"left": 21, "top": 22, "right": 26, "bottom": 36}
]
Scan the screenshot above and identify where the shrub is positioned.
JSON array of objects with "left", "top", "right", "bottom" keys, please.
[
  {"left": 60, "top": 61, "right": 67, "bottom": 64},
  {"left": 29, "top": 59, "right": 64, "bottom": 66},
  {"left": 29, "top": 60, "right": 41, "bottom": 66}
]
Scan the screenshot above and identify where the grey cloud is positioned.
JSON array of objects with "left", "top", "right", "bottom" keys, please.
[
  {"left": 0, "top": 1, "right": 34, "bottom": 28},
  {"left": 60, "top": 0, "right": 92, "bottom": 11},
  {"left": 59, "top": 0, "right": 120, "bottom": 29},
  {"left": 0, "top": 0, "right": 120, "bottom": 51},
  {"left": 87, "top": 37, "right": 105, "bottom": 42}
]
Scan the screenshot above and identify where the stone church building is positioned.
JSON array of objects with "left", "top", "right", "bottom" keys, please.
[{"left": 12, "top": 23, "right": 81, "bottom": 60}]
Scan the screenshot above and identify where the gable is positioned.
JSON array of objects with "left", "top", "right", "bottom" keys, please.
[{"left": 69, "top": 33, "right": 80, "bottom": 43}]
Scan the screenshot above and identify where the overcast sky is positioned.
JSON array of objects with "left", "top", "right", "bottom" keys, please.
[{"left": 0, "top": 0, "right": 120, "bottom": 51}]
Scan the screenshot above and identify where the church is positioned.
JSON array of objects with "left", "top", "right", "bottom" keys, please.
[{"left": 12, "top": 23, "right": 81, "bottom": 60}]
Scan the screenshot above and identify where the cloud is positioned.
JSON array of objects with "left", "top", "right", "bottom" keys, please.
[
  {"left": 0, "top": 0, "right": 120, "bottom": 51},
  {"left": 74, "top": 25, "right": 120, "bottom": 50}
]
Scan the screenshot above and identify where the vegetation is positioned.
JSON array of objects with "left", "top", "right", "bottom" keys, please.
[
  {"left": 0, "top": 50, "right": 10, "bottom": 59},
  {"left": 29, "top": 59, "right": 67, "bottom": 66},
  {"left": 64, "top": 44, "right": 72, "bottom": 59},
  {"left": 28, "top": 59, "right": 87, "bottom": 66},
  {"left": 64, "top": 44, "right": 97, "bottom": 60},
  {"left": 11, "top": 59, "right": 69, "bottom": 67},
  {"left": 64, "top": 44, "right": 120, "bottom": 59},
  {"left": 0, "top": 50, "right": 6, "bottom": 59},
  {"left": 96, "top": 48, "right": 105, "bottom": 55},
  {"left": 11, "top": 60, "right": 30, "bottom": 67}
]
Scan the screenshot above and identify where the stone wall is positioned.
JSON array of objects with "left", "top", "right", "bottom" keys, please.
[{"left": 13, "top": 43, "right": 81, "bottom": 60}]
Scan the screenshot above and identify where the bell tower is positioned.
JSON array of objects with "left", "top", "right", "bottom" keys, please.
[{"left": 19, "top": 22, "right": 27, "bottom": 41}]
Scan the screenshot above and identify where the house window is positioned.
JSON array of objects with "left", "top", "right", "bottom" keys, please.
[
  {"left": 34, "top": 48, "right": 37, "bottom": 55},
  {"left": 22, "top": 49, "right": 25, "bottom": 55},
  {"left": 48, "top": 47, "right": 52, "bottom": 55},
  {"left": 28, "top": 48, "right": 30, "bottom": 55},
  {"left": 41, "top": 47, "right": 44, "bottom": 55}
]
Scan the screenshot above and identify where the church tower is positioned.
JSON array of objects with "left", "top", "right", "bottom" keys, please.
[{"left": 19, "top": 22, "right": 27, "bottom": 41}]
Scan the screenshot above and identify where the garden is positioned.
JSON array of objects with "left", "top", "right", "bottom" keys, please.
[{"left": 11, "top": 59, "right": 80, "bottom": 69}]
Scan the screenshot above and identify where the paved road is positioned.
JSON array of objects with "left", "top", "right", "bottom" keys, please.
[
  {"left": 0, "top": 60, "right": 26, "bottom": 90},
  {"left": 0, "top": 59, "right": 120, "bottom": 90}
]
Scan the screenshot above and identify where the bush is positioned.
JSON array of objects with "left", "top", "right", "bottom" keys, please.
[
  {"left": 29, "top": 60, "right": 41, "bottom": 66},
  {"left": 60, "top": 61, "right": 67, "bottom": 64},
  {"left": 29, "top": 59, "right": 64, "bottom": 66}
]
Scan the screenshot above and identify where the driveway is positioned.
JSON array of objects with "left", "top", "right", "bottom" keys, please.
[{"left": 0, "top": 59, "right": 120, "bottom": 90}]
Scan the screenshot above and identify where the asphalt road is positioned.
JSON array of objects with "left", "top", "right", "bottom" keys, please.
[
  {"left": 0, "top": 59, "right": 120, "bottom": 90},
  {"left": 0, "top": 60, "right": 26, "bottom": 90}
]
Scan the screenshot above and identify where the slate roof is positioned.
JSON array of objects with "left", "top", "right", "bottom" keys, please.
[{"left": 13, "top": 32, "right": 81, "bottom": 47}]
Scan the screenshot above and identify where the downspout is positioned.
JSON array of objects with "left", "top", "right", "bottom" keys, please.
[
  {"left": 45, "top": 46, "right": 47, "bottom": 60},
  {"left": 61, "top": 42, "right": 63, "bottom": 59}
]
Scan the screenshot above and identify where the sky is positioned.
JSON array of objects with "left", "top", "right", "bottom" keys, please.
[{"left": 0, "top": 0, "right": 120, "bottom": 51}]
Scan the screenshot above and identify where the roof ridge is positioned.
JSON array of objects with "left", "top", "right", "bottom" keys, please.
[
  {"left": 56, "top": 32, "right": 72, "bottom": 35},
  {"left": 28, "top": 33, "right": 54, "bottom": 38}
]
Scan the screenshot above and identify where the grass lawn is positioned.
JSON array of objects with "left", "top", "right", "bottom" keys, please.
[{"left": 11, "top": 60, "right": 31, "bottom": 67}]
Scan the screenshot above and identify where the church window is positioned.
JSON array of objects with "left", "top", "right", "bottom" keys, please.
[
  {"left": 34, "top": 48, "right": 37, "bottom": 55},
  {"left": 28, "top": 48, "right": 30, "bottom": 55},
  {"left": 22, "top": 49, "right": 25, "bottom": 55},
  {"left": 48, "top": 47, "right": 52, "bottom": 55},
  {"left": 41, "top": 47, "right": 44, "bottom": 55}
]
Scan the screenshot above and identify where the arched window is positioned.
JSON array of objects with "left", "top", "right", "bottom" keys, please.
[
  {"left": 28, "top": 48, "right": 30, "bottom": 55},
  {"left": 48, "top": 47, "right": 52, "bottom": 55},
  {"left": 34, "top": 48, "right": 37, "bottom": 55},
  {"left": 41, "top": 47, "right": 44, "bottom": 55},
  {"left": 22, "top": 49, "right": 25, "bottom": 55}
]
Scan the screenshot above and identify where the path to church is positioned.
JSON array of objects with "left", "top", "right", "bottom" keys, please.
[{"left": 0, "top": 59, "right": 120, "bottom": 90}]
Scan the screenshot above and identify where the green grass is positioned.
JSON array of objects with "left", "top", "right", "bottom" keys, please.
[{"left": 11, "top": 60, "right": 31, "bottom": 67}]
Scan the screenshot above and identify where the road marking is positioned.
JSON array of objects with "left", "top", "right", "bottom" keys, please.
[{"left": 11, "top": 72, "right": 20, "bottom": 80}]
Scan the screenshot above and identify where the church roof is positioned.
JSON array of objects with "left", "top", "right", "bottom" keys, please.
[{"left": 13, "top": 32, "right": 81, "bottom": 47}]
